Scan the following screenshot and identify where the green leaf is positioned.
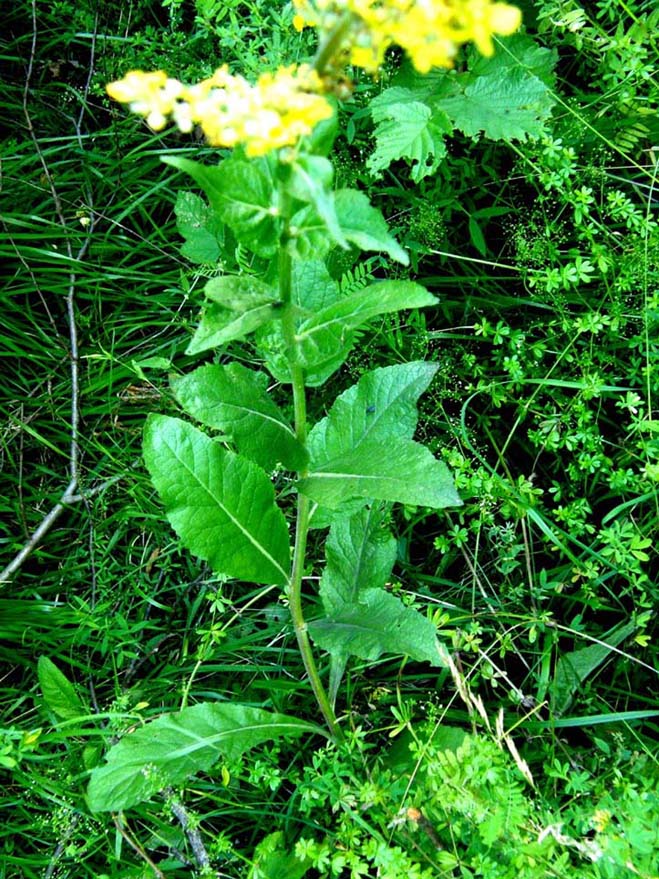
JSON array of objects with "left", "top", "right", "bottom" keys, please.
[
  {"left": 309, "top": 586, "right": 446, "bottom": 666},
  {"left": 307, "top": 361, "right": 439, "bottom": 454},
  {"left": 248, "top": 832, "right": 311, "bottom": 879},
  {"left": 299, "top": 363, "right": 461, "bottom": 509},
  {"left": 367, "top": 89, "right": 450, "bottom": 182},
  {"left": 471, "top": 34, "right": 557, "bottom": 86},
  {"left": 259, "top": 280, "right": 435, "bottom": 388},
  {"left": 174, "top": 190, "right": 223, "bottom": 264},
  {"left": 390, "top": 35, "right": 556, "bottom": 145},
  {"left": 87, "top": 703, "right": 322, "bottom": 812},
  {"left": 309, "top": 506, "right": 447, "bottom": 672},
  {"left": 287, "top": 155, "right": 347, "bottom": 250},
  {"left": 334, "top": 189, "right": 409, "bottom": 265},
  {"left": 187, "top": 302, "right": 279, "bottom": 355},
  {"left": 552, "top": 621, "right": 636, "bottom": 715},
  {"left": 171, "top": 363, "right": 307, "bottom": 471},
  {"left": 300, "top": 440, "right": 460, "bottom": 509},
  {"left": 143, "top": 415, "right": 290, "bottom": 585},
  {"left": 308, "top": 505, "right": 394, "bottom": 697},
  {"left": 204, "top": 274, "right": 275, "bottom": 310},
  {"left": 317, "top": 506, "right": 397, "bottom": 615},
  {"left": 163, "top": 156, "right": 278, "bottom": 257},
  {"left": 186, "top": 275, "right": 278, "bottom": 355},
  {"left": 437, "top": 67, "right": 554, "bottom": 141},
  {"left": 256, "top": 260, "right": 349, "bottom": 387},
  {"left": 38, "top": 656, "right": 86, "bottom": 720},
  {"left": 296, "top": 280, "right": 437, "bottom": 359},
  {"left": 288, "top": 204, "right": 335, "bottom": 260}
]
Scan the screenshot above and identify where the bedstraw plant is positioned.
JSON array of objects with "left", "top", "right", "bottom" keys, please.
[{"left": 86, "top": 0, "right": 521, "bottom": 820}]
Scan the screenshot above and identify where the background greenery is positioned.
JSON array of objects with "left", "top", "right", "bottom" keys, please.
[{"left": 1, "top": 0, "right": 657, "bottom": 876}]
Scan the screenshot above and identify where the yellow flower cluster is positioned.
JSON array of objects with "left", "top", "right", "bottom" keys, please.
[
  {"left": 293, "top": 0, "right": 522, "bottom": 72},
  {"left": 106, "top": 65, "right": 334, "bottom": 156}
]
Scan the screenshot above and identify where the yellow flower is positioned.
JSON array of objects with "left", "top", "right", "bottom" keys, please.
[
  {"left": 106, "top": 65, "right": 333, "bottom": 157},
  {"left": 106, "top": 70, "right": 185, "bottom": 130},
  {"left": 591, "top": 809, "right": 612, "bottom": 833},
  {"left": 293, "top": 0, "right": 522, "bottom": 74}
]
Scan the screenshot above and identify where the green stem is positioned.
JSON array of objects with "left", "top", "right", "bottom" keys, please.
[
  {"left": 312, "top": 10, "right": 355, "bottom": 77},
  {"left": 278, "top": 196, "right": 344, "bottom": 743}
]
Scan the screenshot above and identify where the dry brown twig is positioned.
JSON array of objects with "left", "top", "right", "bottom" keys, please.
[{"left": 0, "top": 0, "right": 120, "bottom": 586}]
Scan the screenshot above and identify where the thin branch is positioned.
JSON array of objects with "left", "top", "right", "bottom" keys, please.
[
  {"left": 0, "top": 476, "right": 121, "bottom": 585},
  {"left": 168, "top": 793, "right": 212, "bottom": 871},
  {"left": 2, "top": 0, "right": 106, "bottom": 585}
]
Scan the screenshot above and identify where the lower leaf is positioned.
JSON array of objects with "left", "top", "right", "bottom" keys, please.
[{"left": 87, "top": 703, "right": 325, "bottom": 812}]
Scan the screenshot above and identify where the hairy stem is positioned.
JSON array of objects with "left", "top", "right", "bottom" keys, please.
[{"left": 278, "top": 200, "right": 343, "bottom": 742}]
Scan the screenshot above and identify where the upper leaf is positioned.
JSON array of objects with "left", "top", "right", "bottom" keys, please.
[
  {"left": 143, "top": 415, "right": 290, "bottom": 585},
  {"left": 186, "top": 275, "right": 278, "bottom": 355},
  {"left": 299, "top": 439, "right": 461, "bottom": 509},
  {"left": 296, "top": 280, "right": 437, "bottom": 358},
  {"left": 87, "top": 702, "right": 323, "bottom": 811},
  {"left": 334, "top": 189, "right": 409, "bottom": 265},
  {"left": 163, "top": 156, "right": 278, "bottom": 257},
  {"left": 299, "top": 363, "right": 461, "bottom": 509},
  {"left": 171, "top": 363, "right": 307, "bottom": 471},
  {"left": 257, "top": 260, "right": 351, "bottom": 387},
  {"left": 287, "top": 155, "right": 347, "bottom": 251},
  {"left": 174, "top": 190, "right": 224, "bottom": 264}
]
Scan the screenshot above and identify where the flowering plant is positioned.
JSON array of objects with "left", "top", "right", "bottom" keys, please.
[{"left": 89, "top": 0, "right": 520, "bottom": 816}]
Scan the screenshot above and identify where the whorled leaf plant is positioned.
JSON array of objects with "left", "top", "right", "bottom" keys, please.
[{"left": 88, "top": 0, "right": 522, "bottom": 815}]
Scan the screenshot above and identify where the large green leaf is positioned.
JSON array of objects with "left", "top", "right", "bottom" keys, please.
[
  {"left": 471, "top": 33, "right": 557, "bottom": 86},
  {"left": 437, "top": 67, "right": 553, "bottom": 141},
  {"left": 299, "top": 363, "right": 461, "bottom": 509},
  {"left": 334, "top": 189, "right": 409, "bottom": 265},
  {"left": 187, "top": 275, "right": 278, "bottom": 355},
  {"left": 163, "top": 156, "right": 278, "bottom": 257},
  {"left": 171, "top": 363, "right": 307, "bottom": 471},
  {"left": 299, "top": 439, "right": 460, "bottom": 509},
  {"left": 428, "top": 36, "right": 556, "bottom": 143},
  {"left": 87, "top": 703, "right": 322, "bottom": 812},
  {"left": 174, "top": 190, "right": 224, "bottom": 265},
  {"left": 143, "top": 415, "right": 290, "bottom": 584},
  {"left": 38, "top": 656, "right": 87, "bottom": 720},
  {"left": 367, "top": 89, "right": 450, "bottom": 182},
  {"left": 307, "top": 361, "right": 438, "bottom": 456}
]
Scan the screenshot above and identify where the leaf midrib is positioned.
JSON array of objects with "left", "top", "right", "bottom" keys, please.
[{"left": 165, "top": 436, "right": 289, "bottom": 583}]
